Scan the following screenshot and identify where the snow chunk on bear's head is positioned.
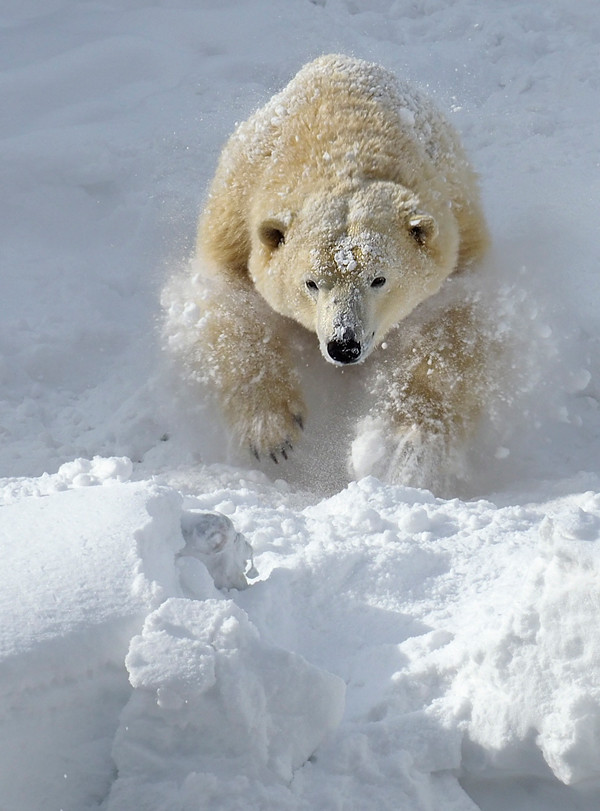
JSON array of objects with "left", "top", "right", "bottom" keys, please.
[{"left": 248, "top": 180, "right": 459, "bottom": 365}]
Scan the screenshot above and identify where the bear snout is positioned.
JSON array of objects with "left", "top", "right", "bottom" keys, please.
[{"left": 326, "top": 330, "right": 362, "bottom": 365}]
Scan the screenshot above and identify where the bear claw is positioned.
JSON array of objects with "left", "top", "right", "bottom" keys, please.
[
  {"left": 251, "top": 438, "right": 294, "bottom": 464},
  {"left": 272, "top": 438, "right": 294, "bottom": 463},
  {"left": 245, "top": 406, "right": 303, "bottom": 465}
]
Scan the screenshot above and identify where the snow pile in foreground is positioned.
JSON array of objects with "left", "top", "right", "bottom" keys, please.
[{"left": 3, "top": 464, "right": 600, "bottom": 810}]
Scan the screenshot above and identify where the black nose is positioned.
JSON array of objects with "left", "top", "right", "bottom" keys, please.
[{"left": 327, "top": 337, "right": 362, "bottom": 364}]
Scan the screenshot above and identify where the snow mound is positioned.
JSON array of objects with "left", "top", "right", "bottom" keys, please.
[
  {"left": 108, "top": 597, "right": 346, "bottom": 809},
  {"left": 448, "top": 501, "right": 600, "bottom": 786}
]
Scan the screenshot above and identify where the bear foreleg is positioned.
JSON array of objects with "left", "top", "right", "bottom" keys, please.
[
  {"left": 372, "top": 303, "right": 489, "bottom": 493},
  {"left": 194, "top": 278, "right": 306, "bottom": 462}
]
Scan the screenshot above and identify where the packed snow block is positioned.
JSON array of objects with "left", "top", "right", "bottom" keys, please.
[{"left": 109, "top": 597, "right": 346, "bottom": 802}]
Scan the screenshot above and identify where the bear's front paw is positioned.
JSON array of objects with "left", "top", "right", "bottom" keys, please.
[
  {"left": 228, "top": 387, "right": 305, "bottom": 465},
  {"left": 248, "top": 411, "right": 304, "bottom": 463},
  {"left": 351, "top": 419, "right": 433, "bottom": 486},
  {"left": 389, "top": 425, "right": 468, "bottom": 496},
  {"left": 351, "top": 417, "right": 465, "bottom": 496},
  {"left": 389, "top": 426, "right": 436, "bottom": 488},
  {"left": 248, "top": 411, "right": 305, "bottom": 464}
]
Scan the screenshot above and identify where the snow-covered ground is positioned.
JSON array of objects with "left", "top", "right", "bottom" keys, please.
[{"left": 2, "top": 1, "right": 600, "bottom": 809}]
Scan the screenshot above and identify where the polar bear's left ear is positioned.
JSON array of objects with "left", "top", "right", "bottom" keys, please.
[
  {"left": 258, "top": 219, "right": 286, "bottom": 250},
  {"left": 408, "top": 212, "right": 438, "bottom": 246}
]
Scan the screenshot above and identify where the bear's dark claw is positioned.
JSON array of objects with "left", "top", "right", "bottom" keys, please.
[
  {"left": 272, "top": 440, "right": 294, "bottom": 463},
  {"left": 251, "top": 436, "right": 296, "bottom": 465},
  {"left": 294, "top": 414, "right": 304, "bottom": 431}
]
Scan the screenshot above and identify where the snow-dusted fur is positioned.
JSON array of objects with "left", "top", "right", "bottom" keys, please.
[{"left": 166, "top": 54, "right": 490, "bottom": 493}]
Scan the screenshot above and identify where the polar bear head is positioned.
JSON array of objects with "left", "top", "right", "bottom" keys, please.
[{"left": 248, "top": 180, "right": 459, "bottom": 365}]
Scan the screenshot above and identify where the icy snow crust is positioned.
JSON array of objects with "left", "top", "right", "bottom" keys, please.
[{"left": 2, "top": 1, "right": 600, "bottom": 810}]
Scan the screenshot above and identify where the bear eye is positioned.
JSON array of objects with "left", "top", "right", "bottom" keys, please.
[
  {"left": 305, "top": 279, "right": 319, "bottom": 294},
  {"left": 371, "top": 276, "right": 387, "bottom": 288},
  {"left": 258, "top": 221, "right": 285, "bottom": 250}
]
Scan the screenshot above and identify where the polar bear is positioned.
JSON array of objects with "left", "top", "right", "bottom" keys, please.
[{"left": 166, "top": 54, "right": 491, "bottom": 493}]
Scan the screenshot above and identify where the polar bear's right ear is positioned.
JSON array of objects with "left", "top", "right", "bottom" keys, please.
[{"left": 258, "top": 220, "right": 286, "bottom": 250}]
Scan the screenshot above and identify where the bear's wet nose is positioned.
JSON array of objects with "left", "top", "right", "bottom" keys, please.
[{"left": 327, "top": 336, "right": 362, "bottom": 364}]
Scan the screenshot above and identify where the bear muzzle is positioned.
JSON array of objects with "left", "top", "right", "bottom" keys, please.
[
  {"left": 326, "top": 329, "right": 363, "bottom": 365},
  {"left": 327, "top": 331, "right": 362, "bottom": 365},
  {"left": 316, "top": 287, "right": 373, "bottom": 365}
]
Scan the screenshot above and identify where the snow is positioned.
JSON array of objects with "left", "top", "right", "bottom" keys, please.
[{"left": 1, "top": 1, "right": 600, "bottom": 809}]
